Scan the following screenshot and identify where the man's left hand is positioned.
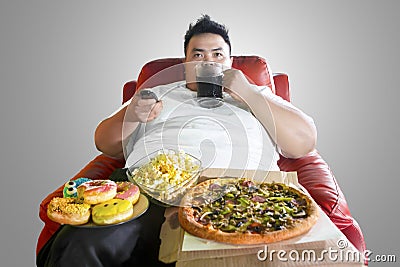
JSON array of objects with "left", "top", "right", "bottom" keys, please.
[{"left": 222, "top": 68, "right": 256, "bottom": 105}]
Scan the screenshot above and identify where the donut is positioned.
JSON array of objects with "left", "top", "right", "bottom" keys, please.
[
  {"left": 63, "top": 178, "right": 92, "bottom": 198},
  {"left": 115, "top": 182, "right": 140, "bottom": 204},
  {"left": 92, "top": 198, "right": 134, "bottom": 225},
  {"left": 47, "top": 197, "right": 91, "bottom": 225},
  {"left": 77, "top": 180, "right": 117, "bottom": 205}
]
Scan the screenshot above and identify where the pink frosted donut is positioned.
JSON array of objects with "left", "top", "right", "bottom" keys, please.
[
  {"left": 115, "top": 182, "right": 140, "bottom": 205},
  {"left": 77, "top": 180, "right": 117, "bottom": 204}
]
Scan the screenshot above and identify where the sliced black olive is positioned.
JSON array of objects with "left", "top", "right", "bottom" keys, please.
[
  {"left": 286, "top": 201, "right": 294, "bottom": 208},
  {"left": 292, "top": 210, "right": 307, "bottom": 218},
  {"left": 193, "top": 206, "right": 202, "bottom": 212}
]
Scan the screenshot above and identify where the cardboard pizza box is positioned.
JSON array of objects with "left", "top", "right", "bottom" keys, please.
[{"left": 159, "top": 169, "right": 365, "bottom": 266}]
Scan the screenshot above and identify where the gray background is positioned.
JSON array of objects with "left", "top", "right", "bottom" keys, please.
[{"left": 1, "top": 0, "right": 399, "bottom": 266}]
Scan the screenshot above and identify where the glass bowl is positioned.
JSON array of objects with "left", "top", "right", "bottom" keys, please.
[{"left": 126, "top": 149, "right": 202, "bottom": 206}]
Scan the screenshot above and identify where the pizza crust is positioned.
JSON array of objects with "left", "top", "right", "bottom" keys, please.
[{"left": 178, "top": 178, "right": 319, "bottom": 245}]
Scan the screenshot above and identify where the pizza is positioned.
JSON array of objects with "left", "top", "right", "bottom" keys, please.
[{"left": 178, "top": 178, "right": 319, "bottom": 244}]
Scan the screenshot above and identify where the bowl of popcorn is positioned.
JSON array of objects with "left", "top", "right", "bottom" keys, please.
[{"left": 126, "top": 149, "right": 202, "bottom": 206}]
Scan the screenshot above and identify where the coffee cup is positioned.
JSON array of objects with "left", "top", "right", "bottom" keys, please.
[{"left": 195, "top": 62, "right": 224, "bottom": 108}]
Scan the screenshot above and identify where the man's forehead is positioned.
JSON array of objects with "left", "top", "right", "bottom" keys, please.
[
  {"left": 187, "top": 33, "right": 229, "bottom": 51},
  {"left": 192, "top": 47, "right": 224, "bottom": 53}
]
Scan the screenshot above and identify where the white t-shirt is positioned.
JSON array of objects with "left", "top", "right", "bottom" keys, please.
[{"left": 125, "top": 81, "right": 279, "bottom": 171}]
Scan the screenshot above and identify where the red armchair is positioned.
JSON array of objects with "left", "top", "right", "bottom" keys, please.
[{"left": 37, "top": 56, "right": 366, "bottom": 258}]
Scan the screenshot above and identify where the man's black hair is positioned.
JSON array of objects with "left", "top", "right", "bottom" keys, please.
[{"left": 184, "top": 15, "right": 231, "bottom": 56}]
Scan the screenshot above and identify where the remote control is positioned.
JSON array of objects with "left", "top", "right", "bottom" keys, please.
[{"left": 140, "top": 90, "right": 159, "bottom": 101}]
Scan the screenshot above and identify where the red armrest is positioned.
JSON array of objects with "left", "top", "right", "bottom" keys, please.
[{"left": 278, "top": 150, "right": 366, "bottom": 253}]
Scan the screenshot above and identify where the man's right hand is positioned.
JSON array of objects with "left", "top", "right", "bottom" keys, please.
[{"left": 128, "top": 92, "right": 163, "bottom": 122}]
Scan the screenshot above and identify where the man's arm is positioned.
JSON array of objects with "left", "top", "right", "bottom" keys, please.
[
  {"left": 94, "top": 94, "right": 163, "bottom": 158},
  {"left": 223, "top": 69, "right": 317, "bottom": 159}
]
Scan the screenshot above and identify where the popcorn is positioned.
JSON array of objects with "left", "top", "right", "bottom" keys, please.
[{"left": 131, "top": 149, "right": 200, "bottom": 194}]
